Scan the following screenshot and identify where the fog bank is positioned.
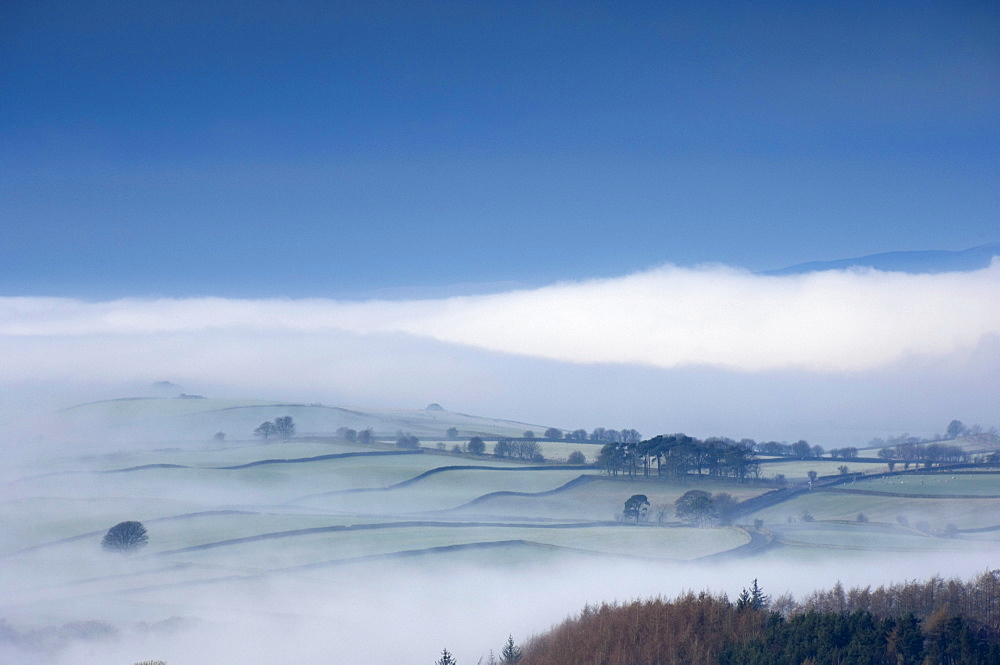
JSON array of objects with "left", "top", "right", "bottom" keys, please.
[{"left": 2, "top": 263, "right": 998, "bottom": 444}]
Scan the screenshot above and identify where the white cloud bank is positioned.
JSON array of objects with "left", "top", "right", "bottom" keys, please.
[{"left": 3, "top": 262, "right": 999, "bottom": 373}]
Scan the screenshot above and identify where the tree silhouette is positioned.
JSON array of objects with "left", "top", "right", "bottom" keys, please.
[
  {"left": 101, "top": 521, "right": 148, "bottom": 554},
  {"left": 273, "top": 416, "right": 296, "bottom": 441},
  {"left": 623, "top": 494, "right": 650, "bottom": 523},
  {"left": 467, "top": 436, "right": 486, "bottom": 455},
  {"left": 254, "top": 421, "right": 276, "bottom": 440},
  {"left": 674, "top": 490, "right": 716, "bottom": 526},
  {"left": 737, "top": 578, "right": 769, "bottom": 610},
  {"left": 500, "top": 635, "right": 522, "bottom": 664}
]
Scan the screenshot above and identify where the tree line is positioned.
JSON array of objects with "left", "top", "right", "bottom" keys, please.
[
  {"left": 493, "top": 438, "right": 544, "bottom": 461},
  {"left": 877, "top": 441, "right": 976, "bottom": 468},
  {"left": 518, "top": 572, "right": 1000, "bottom": 665}
]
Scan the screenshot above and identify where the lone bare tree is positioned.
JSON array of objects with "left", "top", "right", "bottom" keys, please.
[
  {"left": 102, "top": 521, "right": 148, "bottom": 555},
  {"left": 254, "top": 421, "right": 276, "bottom": 440},
  {"left": 623, "top": 494, "right": 650, "bottom": 523}
]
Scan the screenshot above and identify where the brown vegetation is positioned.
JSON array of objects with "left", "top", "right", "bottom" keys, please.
[
  {"left": 520, "top": 572, "right": 1000, "bottom": 665},
  {"left": 521, "top": 593, "right": 768, "bottom": 665}
]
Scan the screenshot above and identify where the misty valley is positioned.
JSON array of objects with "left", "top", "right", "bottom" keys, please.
[{"left": 1, "top": 396, "right": 998, "bottom": 664}]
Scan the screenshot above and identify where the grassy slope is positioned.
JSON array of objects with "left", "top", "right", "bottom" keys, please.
[
  {"left": 54, "top": 397, "right": 557, "bottom": 442},
  {"left": 3, "top": 419, "right": 999, "bottom": 629}
]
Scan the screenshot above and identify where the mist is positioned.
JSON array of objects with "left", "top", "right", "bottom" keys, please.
[
  {"left": 3, "top": 262, "right": 999, "bottom": 662},
  {"left": 4, "top": 549, "right": 995, "bottom": 665},
  {"left": 2, "top": 262, "right": 999, "bottom": 445}
]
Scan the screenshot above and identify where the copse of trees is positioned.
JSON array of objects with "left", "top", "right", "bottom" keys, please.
[
  {"left": 493, "top": 438, "right": 543, "bottom": 461},
  {"left": 598, "top": 434, "right": 759, "bottom": 481},
  {"left": 589, "top": 428, "right": 642, "bottom": 443},
  {"left": 253, "top": 416, "right": 296, "bottom": 442},
  {"left": 673, "top": 490, "right": 738, "bottom": 526},
  {"left": 396, "top": 434, "right": 420, "bottom": 449},
  {"left": 870, "top": 421, "right": 1000, "bottom": 450}
]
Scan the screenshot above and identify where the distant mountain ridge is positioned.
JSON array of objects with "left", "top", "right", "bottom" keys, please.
[{"left": 763, "top": 242, "right": 1000, "bottom": 275}]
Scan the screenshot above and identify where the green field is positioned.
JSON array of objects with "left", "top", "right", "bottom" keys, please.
[
  {"left": 756, "top": 459, "right": 889, "bottom": 481},
  {"left": 750, "top": 491, "right": 1000, "bottom": 530},
  {"left": 845, "top": 472, "right": 1000, "bottom": 496},
  {"left": 51, "top": 397, "right": 559, "bottom": 443},
  {"left": 3, "top": 406, "right": 1000, "bottom": 651}
]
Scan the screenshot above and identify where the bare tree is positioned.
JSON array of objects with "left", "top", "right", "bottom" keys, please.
[
  {"left": 273, "top": 416, "right": 295, "bottom": 441},
  {"left": 254, "top": 421, "right": 276, "bottom": 440},
  {"left": 102, "top": 521, "right": 148, "bottom": 555}
]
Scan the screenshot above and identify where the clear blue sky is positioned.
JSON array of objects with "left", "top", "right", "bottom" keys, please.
[{"left": 2, "top": 1, "right": 997, "bottom": 298}]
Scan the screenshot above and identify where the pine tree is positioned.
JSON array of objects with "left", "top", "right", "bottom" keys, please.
[
  {"left": 749, "top": 578, "right": 769, "bottom": 610},
  {"left": 436, "top": 648, "right": 457, "bottom": 665},
  {"left": 737, "top": 579, "right": 769, "bottom": 611},
  {"left": 500, "top": 635, "right": 522, "bottom": 664}
]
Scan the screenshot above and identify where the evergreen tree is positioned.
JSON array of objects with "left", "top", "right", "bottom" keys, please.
[
  {"left": 436, "top": 648, "right": 457, "bottom": 665},
  {"left": 500, "top": 635, "right": 522, "bottom": 664},
  {"left": 737, "top": 579, "right": 769, "bottom": 611}
]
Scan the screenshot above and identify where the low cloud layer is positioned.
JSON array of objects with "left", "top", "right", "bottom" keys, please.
[
  {"left": 3, "top": 263, "right": 999, "bottom": 444},
  {"left": 3, "top": 262, "right": 999, "bottom": 372}
]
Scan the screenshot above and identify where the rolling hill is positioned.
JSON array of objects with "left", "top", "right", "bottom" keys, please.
[{"left": 50, "top": 396, "right": 555, "bottom": 443}]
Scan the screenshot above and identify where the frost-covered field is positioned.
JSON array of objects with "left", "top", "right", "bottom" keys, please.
[{"left": 2, "top": 428, "right": 998, "bottom": 665}]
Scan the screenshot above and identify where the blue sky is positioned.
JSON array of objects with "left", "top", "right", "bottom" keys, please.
[
  {"left": 3, "top": 1, "right": 997, "bottom": 298},
  {"left": 2, "top": 2, "right": 999, "bottom": 441}
]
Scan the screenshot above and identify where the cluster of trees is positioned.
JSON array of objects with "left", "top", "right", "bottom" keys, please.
[
  {"left": 396, "top": 434, "right": 420, "bottom": 449},
  {"left": 598, "top": 434, "right": 759, "bottom": 481},
  {"left": 493, "top": 438, "right": 544, "bottom": 461},
  {"left": 518, "top": 573, "right": 1000, "bottom": 665},
  {"left": 336, "top": 427, "right": 375, "bottom": 444},
  {"left": 719, "top": 608, "right": 996, "bottom": 664},
  {"left": 673, "top": 489, "right": 738, "bottom": 526},
  {"left": 621, "top": 490, "right": 738, "bottom": 526},
  {"left": 756, "top": 439, "right": 822, "bottom": 458},
  {"left": 869, "top": 420, "right": 1000, "bottom": 449},
  {"left": 253, "top": 416, "right": 295, "bottom": 441},
  {"left": 559, "top": 428, "right": 641, "bottom": 443},
  {"left": 877, "top": 441, "right": 971, "bottom": 467}
]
